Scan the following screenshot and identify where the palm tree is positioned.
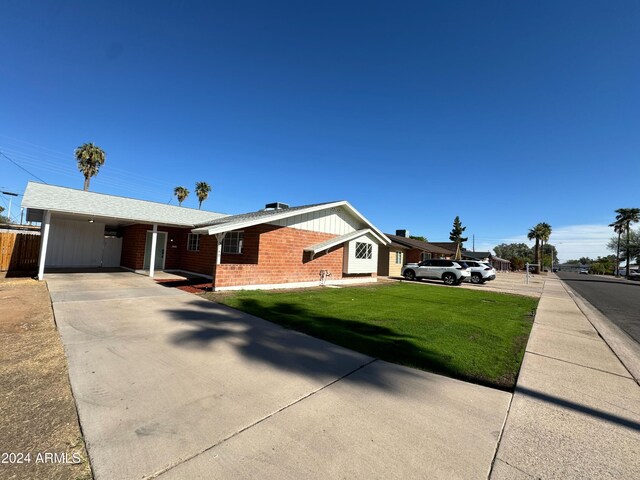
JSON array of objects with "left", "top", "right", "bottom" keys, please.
[
  {"left": 609, "top": 219, "right": 624, "bottom": 277},
  {"left": 195, "top": 181, "right": 212, "bottom": 210},
  {"left": 173, "top": 186, "right": 189, "bottom": 206},
  {"left": 538, "top": 222, "right": 552, "bottom": 271},
  {"left": 75, "top": 143, "right": 106, "bottom": 191},
  {"left": 614, "top": 208, "right": 640, "bottom": 279},
  {"left": 527, "top": 224, "right": 545, "bottom": 273}
]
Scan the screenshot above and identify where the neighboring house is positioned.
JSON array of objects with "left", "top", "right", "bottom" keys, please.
[
  {"left": 460, "top": 250, "right": 511, "bottom": 272},
  {"left": 377, "top": 231, "right": 453, "bottom": 277},
  {"left": 377, "top": 241, "right": 409, "bottom": 277},
  {"left": 486, "top": 255, "right": 511, "bottom": 272},
  {"left": 461, "top": 251, "right": 492, "bottom": 262},
  {"left": 21, "top": 182, "right": 389, "bottom": 290},
  {"left": 424, "top": 243, "right": 512, "bottom": 272}
]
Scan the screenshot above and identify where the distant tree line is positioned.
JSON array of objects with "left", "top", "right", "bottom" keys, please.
[{"left": 493, "top": 242, "right": 558, "bottom": 272}]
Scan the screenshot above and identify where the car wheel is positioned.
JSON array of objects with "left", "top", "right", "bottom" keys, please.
[
  {"left": 470, "top": 273, "right": 482, "bottom": 284},
  {"left": 442, "top": 273, "right": 456, "bottom": 285},
  {"left": 404, "top": 270, "right": 416, "bottom": 281}
]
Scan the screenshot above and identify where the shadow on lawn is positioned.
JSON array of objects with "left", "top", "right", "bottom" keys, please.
[{"left": 162, "top": 296, "right": 508, "bottom": 391}]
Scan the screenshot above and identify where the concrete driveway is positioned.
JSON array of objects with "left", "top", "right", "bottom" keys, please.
[{"left": 48, "top": 272, "right": 511, "bottom": 480}]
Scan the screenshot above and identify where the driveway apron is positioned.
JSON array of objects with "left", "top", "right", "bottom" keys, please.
[{"left": 48, "top": 272, "right": 510, "bottom": 480}]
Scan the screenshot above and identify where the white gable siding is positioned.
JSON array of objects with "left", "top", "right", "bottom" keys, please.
[
  {"left": 269, "top": 207, "right": 363, "bottom": 235},
  {"left": 343, "top": 233, "right": 379, "bottom": 274}
]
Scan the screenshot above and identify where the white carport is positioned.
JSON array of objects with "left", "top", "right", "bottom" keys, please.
[{"left": 21, "top": 182, "right": 226, "bottom": 280}]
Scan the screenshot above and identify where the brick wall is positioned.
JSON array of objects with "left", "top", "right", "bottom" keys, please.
[
  {"left": 406, "top": 248, "right": 424, "bottom": 264},
  {"left": 120, "top": 222, "right": 374, "bottom": 288},
  {"left": 214, "top": 224, "right": 347, "bottom": 288},
  {"left": 120, "top": 225, "right": 148, "bottom": 269},
  {"left": 120, "top": 224, "right": 203, "bottom": 271}
]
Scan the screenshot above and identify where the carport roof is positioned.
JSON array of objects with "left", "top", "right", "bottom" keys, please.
[{"left": 21, "top": 182, "right": 228, "bottom": 227}]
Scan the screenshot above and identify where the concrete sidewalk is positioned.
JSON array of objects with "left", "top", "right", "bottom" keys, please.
[{"left": 491, "top": 276, "right": 640, "bottom": 479}]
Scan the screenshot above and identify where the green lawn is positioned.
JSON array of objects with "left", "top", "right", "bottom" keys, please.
[{"left": 205, "top": 282, "right": 537, "bottom": 390}]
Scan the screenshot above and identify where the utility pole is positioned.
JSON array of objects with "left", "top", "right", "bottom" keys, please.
[
  {"left": 472, "top": 234, "right": 475, "bottom": 252},
  {"left": 2, "top": 191, "right": 19, "bottom": 223}
]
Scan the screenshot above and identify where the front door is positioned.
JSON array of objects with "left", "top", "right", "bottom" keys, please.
[{"left": 143, "top": 231, "right": 167, "bottom": 270}]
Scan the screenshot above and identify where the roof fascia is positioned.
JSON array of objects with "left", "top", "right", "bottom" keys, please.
[{"left": 27, "top": 207, "right": 197, "bottom": 228}]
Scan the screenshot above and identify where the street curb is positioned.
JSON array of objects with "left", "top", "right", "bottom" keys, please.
[{"left": 558, "top": 278, "right": 640, "bottom": 386}]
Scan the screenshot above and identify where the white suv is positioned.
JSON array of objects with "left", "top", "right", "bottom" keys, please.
[
  {"left": 401, "top": 259, "right": 471, "bottom": 285},
  {"left": 463, "top": 260, "right": 497, "bottom": 284}
]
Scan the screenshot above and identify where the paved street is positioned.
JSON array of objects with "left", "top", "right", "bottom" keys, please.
[{"left": 556, "top": 272, "right": 640, "bottom": 344}]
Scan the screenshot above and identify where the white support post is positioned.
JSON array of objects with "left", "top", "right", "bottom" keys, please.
[
  {"left": 211, "top": 232, "right": 227, "bottom": 291},
  {"left": 149, "top": 224, "right": 158, "bottom": 278},
  {"left": 37, "top": 210, "right": 51, "bottom": 281}
]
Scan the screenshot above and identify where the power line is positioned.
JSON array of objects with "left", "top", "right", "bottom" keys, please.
[
  {"left": 0, "top": 149, "right": 48, "bottom": 183},
  {"left": 0, "top": 144, "right": 178, "bottom": 195}
]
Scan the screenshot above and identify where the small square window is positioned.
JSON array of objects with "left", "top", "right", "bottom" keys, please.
[
  {"left": 187, "top": 233, "right": 200, "bottom": 252},
  {"left": 420, "top": 252, "right": 431, "bottom": 262},
  {"left": 222, "top": 231, "right": 244, "bottom": 254},
  {"left": 355, "top": 242, "right": 372, "bottom": 259}
]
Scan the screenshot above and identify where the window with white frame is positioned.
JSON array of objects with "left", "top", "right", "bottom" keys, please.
[
  {"left": 187, "top": 233, "right": 200, "bottom": 251},
  {"left": 222, "top": 231, "right": 244, "bottom": 254},
  {"left": 395, "top": 251, "right": 403, "bottom": 264},
  {"left": 355, "top": 242, "right": 372, "bottom": 259},
  {"left": 420, "top": 251, "right": 432, "bottom": 261}
]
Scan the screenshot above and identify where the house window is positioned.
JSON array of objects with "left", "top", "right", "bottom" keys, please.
[
  {"left": 223, "top": 231, "right": 244, "bottom": 254},
  {"left": 420, "top": 251, "right": 432, "bottom": 262},
  {"left": 187, "top": 233, "right": 200, "bottom": 252},
  {"left": 395, "top": 251, "right": 403, "bottom": 264},
  {"left": 355, "top": 242, "right": 372, "bottom": 259}
]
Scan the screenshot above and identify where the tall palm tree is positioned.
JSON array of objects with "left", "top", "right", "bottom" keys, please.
[
  {"left": 538, "top": 222, "right": 552, "bottom": 270},
  {"left": 614, "top": 208, "right": 640, "bottom": 279},
  {"left": 195, "top": 181, "right": 212, "bottom": 210},
  {"left": 527, "top": 224, "right": 545, "bottom": 273},
  {"left": 173, "top": 186, "right": 189, "bottom": 206},
  {"left": 75, "top": 143, "right": 106, "bottom": 191},
  {"left": 609, "top": 219, "right": 624, "bottom": 277}
]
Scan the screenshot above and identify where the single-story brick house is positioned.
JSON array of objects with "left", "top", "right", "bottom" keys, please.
[
  {"left": 22, "top": 182, "right": 390, "bottom": 290},
  {"left": 377, "top": 231, "right": 454, "bottom": 277}
]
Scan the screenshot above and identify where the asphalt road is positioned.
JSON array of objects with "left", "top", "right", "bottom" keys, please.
[{"left": 556, "top": 272, "right": 640, "bottom": 345}]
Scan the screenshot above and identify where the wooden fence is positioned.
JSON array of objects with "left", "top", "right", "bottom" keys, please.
[{"left": 0, "top": 232, "right": 41, "bottom": 273}]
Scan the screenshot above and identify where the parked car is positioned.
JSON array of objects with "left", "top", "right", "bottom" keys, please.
[
  {"left": 629, "top": 270, "right": 640, "bottom": 280},
  {"left": 401, "top": 259, "right": 471, "bottom": 285},
  {"left": 579, "top": 268, "right": 589, "bottom": 275},
  {"left": 463, "top": 260, "right": 497, "bottom": 284}
]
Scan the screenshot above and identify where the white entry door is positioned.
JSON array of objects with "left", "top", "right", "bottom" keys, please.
[{"left": 143, "top": 232, "right": 167, "bottom": 270}]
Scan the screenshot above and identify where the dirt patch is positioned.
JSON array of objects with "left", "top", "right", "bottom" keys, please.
[
  {"left": 0, "top": 279, "right": 92, "bottom": 480},
  {"left": 155, "top": 278, "right": 212, "bottom": 294}
]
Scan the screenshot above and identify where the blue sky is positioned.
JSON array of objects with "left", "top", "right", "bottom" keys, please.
[{"left": 1, "top": 1, "right": 639, "bottom": 261}]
